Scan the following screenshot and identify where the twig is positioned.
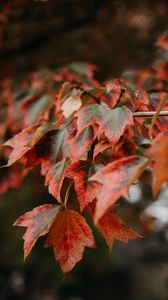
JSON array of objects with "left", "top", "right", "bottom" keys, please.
[
  {"left": 133, "top": 111, "right": 168, "bottom": 117},
  {"left": 84, "top": 91, "right": 100, "bottom": 104}
]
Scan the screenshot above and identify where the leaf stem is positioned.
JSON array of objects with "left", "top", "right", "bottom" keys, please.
[
  {"left": 64, "top": 182, "right": 73, "bottom": 208},
  {"left": 84, "top": 91, "right": 101, "bottom": 104}
]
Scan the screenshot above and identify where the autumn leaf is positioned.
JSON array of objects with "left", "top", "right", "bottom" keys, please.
[
  {"left": 41, "top": 159, "right": 68, "bottom": 202},
  {"left": 3, "top": 123, "right": 53, "bottom": 166},
  {"left": 90, "top": 202, "right": 140, "bottom": 250},
  {"left": 149, "top": 93, "right": 168, "bottom": 137},
  {"left": 44, "top": 126, "right": 69, "bottom": 163},
  {"left": 20, "top": 95, "right": 52, "bottom": 126},
  {"left": 156, "top": 32, "right": 168, "bottom": 51},
  {"left": 0, "top": 163, "right": 22, "bottom": 194},
  {"left": 75, "top": 104, "right": 133, "bottom": 145},
  {"left": 14, "top": 204, "right": 59, "bottom": 260},
  {"left": 57, "top": 82, "right": 82, "bottom": 118},
  {"left": 3, "top": 124, "right": 40, "bottom": 166},
  {"left": 63, "top": 161, "right": 98, "bottom": 210},
  {"left": 67, "top": 126, "right": 94, "bottom": 162},
  {"left": 145, "top": 130, "right": 168, "bottom": 196},
  {"left": 93, "top": 139, "right": 113, "bottom": 159},
  {"left": 90, "top": 155, "right": 148, "bottom": 222},
  {"left": 148, "top": 92, "right": 168, "bottom": 132},
  {"left": 45, "top": 209, "right": 95, "bottom": 273}
]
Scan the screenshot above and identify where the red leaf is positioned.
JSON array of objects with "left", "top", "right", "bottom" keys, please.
[
  {"left": 75, "top": 104, "right": 133, "bottom": 145},
  {"left": 41, "top": 159, "right": 68, "bottom": 202},
  {"left": 145, "top": 130, "right": 168, "bottom": 196},
  {"left": 156, "top": 32, "right": 168, "bottom": 51},
  {"left": 90, "top": 203, "right": 140, "bottom": 250},
  {"left": 58, "top": 82, "right": 83, "bottom": 118},
  {"left": 4, "top": 123, "right": 52, "bottom": 166},
  {"left": 14, "top": 204, "right": 59, "bottom": 260},
  {"left": 0, "top": 164, "right": 22, "bottom": 194},
  {"left": 63, "top": 161, "right": 97, "bottom": 210},
  {"left": 44, "top": 126, "right": 69, "bottom": 163},
  {"left": 45, "top": 209, "right": 95, "bottom": 273},
  {"left": 90, "top": 155, "right": 148, "bottom": 222},
  {"left": 67, "top": 126, "right": 94, "bottom": 162},
  {"left": 93, "top": 140, "right": 113, "bottom": 159}
]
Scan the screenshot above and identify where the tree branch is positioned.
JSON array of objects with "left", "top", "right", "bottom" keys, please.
[{"left": 132, "top": 111, "right": 168, "bottom": 117}]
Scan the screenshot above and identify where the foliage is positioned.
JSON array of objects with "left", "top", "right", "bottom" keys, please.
[{"left": 1, "top": 34, "right": 168, "bottom": 274}]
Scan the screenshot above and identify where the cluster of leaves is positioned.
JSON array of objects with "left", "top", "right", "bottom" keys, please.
[{"left": 1, "top": 34, "right": 168, "bottom": 274}]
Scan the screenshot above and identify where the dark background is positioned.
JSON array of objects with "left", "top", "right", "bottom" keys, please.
[{"left": 0, "top": 1, "right": 168, "bottom": 299}]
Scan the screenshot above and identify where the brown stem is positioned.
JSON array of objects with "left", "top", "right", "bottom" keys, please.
[
  {"left": 132, "top": 111, "right": 168, "bottom": 117},
  {"left": 84, "top": 91, "right": 100, "bottom": 104}
]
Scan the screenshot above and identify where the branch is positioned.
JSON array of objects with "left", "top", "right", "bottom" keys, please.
[
  {"left": 132, "top": 111, "right": 168, "bottom": 117},
  {"left": 83, "top": 90, "right": 168, "bottom": 117}
]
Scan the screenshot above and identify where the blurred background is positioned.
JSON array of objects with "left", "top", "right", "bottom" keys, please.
[{"left": 0, "top": 1, "right": 168, "bottom": 299}]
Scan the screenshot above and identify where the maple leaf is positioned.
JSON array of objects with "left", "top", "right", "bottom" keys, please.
[
  {"left": 148, "top": 92, "right": 168, "bottom": 132},
  {"left": 90, "top": 202, "right": 140, "bottom": 250},
  {"left": 45, "top": 209, "right": 95, "bottom": 273},
  {"left": 0, "top": 163, "right": 21, "bottom": 194},
  {"left": 67, "top": 126, "right": 94, "bottom": 162},
  {"left": 144, "top": 131, "right": 168, "bottom": 196},
  {"left": 43, "top": 126, "right": 69, "bottom": 163},
  {"left": 90, "top": 155, "right": 148, "bottom": 222},
  {"left": 20, "top": 95, "right": 52, "bottom": 126},
  {"left": 40, "top": 125, "right": 71, "bottom": 201},
  {"left": 63, "top": 161, "right": 97, "bottom": 210},
  {"left": 156, "top": 32, "right": 168, "bottom": 51},
  {"left": 3, "top": 123, "right": 52, "bottom": 166},
  {"left": 41, "top": 159, "right": 68, "bottom": 202},
  {"left": 75, "top": 104, "right": 133, "bottom": 145},
  {"left": 93, "top": 139, "right": 113, "bottom": 159},
  {"left": 58, "top": 82, "right": 83, "bottom": 118},
  {"left": 14, "top": 204, "right": 59, "bottom": 260}
]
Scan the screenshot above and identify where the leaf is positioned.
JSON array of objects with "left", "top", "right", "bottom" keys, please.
[
  {"left": 3, "top": 125, "right": 39, "bottom": 166},
  {"left": 148, "top": 92, "right": 168, "bottom": 132},
  {"left": 156, "top": 32, "right": 168, "bottom": 51},
  {"left": 44, "top": 126, "right": 69, "bottom": 163},
  {"left": 93, "top": 140, "right": 113, "bottom": 159},
  {"left": 144, "top": 130, "right": 168, "bottom": 196},
  {"left": 3, "top": 123, "right": 53, "bottom": 166},
  {"left": 40, "top": 126, "right": 70, "bottom": 201},
  {"left": 21, "top": 95, "right": 51, "bottom": 126},
  {"left": 57, "top": 82, "right": 82, "bottom": 118},
  {"left": 63, "top": 161, "right": 97, "bottom": 210},
  {"left": 67, "top": 126, "right": 94, "bottom": 161},
  {"left": 149, "top": 94, "right": 168, "bottom": 137},
  {"left": 41, "top": 159, "right": 68, "bottom": 202},
  {"left": 14, "top": 204, "right": 59, "bottom": 260},
  {"left": 75, "top": 104, "right": 133, "bottom": 145},
  {"left": 90, "top": 203, "right": 140, "bottom": 250},
  {"left": 90, "top": 155, "right": 148, "bottom": 222},
  {"left": 0, "top": 163, "right": 22, "bottom": 194},
  {"left": 45, "top": 209, "right": 95, "bottom": 273}
]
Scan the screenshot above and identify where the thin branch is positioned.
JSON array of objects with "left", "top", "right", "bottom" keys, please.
[
  {"left": 84, "top": 91, "right": 168, "bottom": 117},
  {"left": 133, "top": 111, "right": 168, "bottom": 117},
  {"left": 84, "top": 91, "right": 100, "bottom": 104}
]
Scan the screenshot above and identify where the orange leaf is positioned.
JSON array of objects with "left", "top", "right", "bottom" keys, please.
[
  {"left": 3, "top": 123, "right": 52, "bottom": 166},
  {"left": 41, "top": 159, "right": 68, "bottom": 202},
  {"left": 67, "top": 126, "right": 94, "bottom": 162},
  {"left": 63, "top": 161, "right": 97, "bottom": 210},
  {"left": 75, "top": 104, "right": 133, "bottom": 145},
  {"left": 90, "top": 155, "right": 148, "bottom": 222},
  {"left": 145, "top": 130, "right": 168, "bottom": 196},
  {"left": 14, "top": 204, "right": 59, "bottom": 260},
  {"left": 45, "top": 209, "right": 95, "bottom": 273},
  {"left": 90, "top": 203, "right": 140, "bottom": 250}
]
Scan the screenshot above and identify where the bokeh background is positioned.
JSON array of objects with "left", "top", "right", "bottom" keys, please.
[{"left": 0, "top": 1, "right": 168, "bottom": 299}]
